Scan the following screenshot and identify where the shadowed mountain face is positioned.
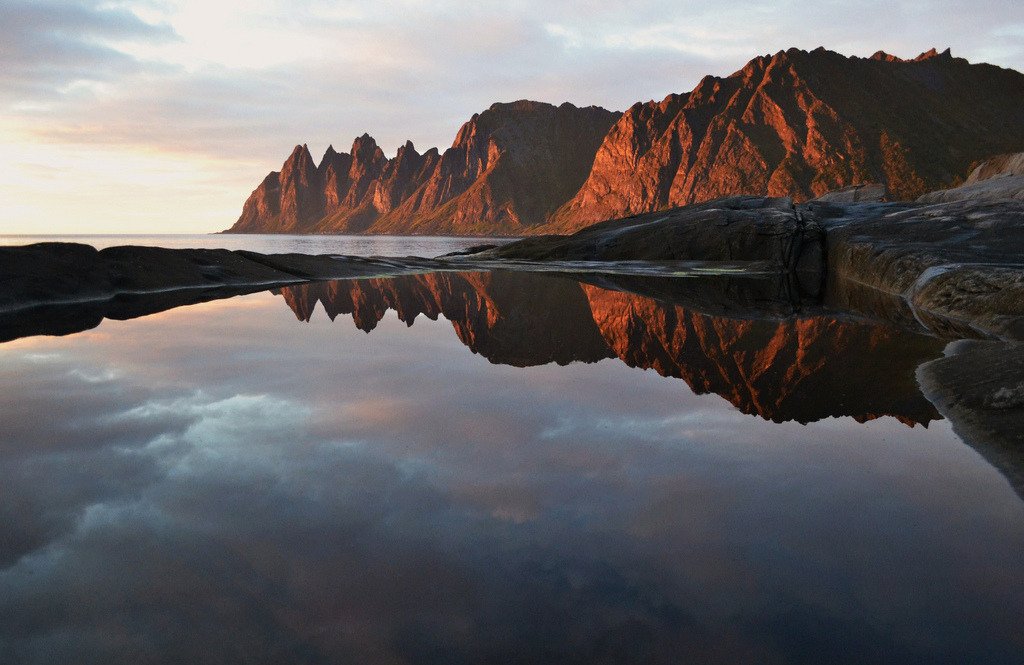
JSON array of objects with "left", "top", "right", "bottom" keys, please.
[
  {"left": 231, "top": 47, "right": 1024, "bottom": 235},
  {"left": 276, "top": 272, "right": 944, "bottom": 426}
]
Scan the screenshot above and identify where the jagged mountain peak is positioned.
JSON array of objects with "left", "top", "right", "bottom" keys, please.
[
  {"left": 870, "top": 50, "right": 902, "bottom": 62},
  {"left": 915, "top": 47, "right": 951, "bottom": 61},
  {"left": 395, "top": 140, "right": 418, "bottom": 157},
  {"left": 287, "top": 143, "right": 314, "bottom": 161},
  {"left": 351, "top": 133, "right": 381, "bottom": 153},
  {"left": 486, "top": 99, "right": 557, "bottom": 114}
]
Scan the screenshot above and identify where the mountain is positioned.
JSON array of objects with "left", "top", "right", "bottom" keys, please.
[
  {"left": 275, "top": 272, "right": 944, "bottom": 425},
  {"left": 229, "top": 47, "right": 1024, "bottom": 236},
  {"left": 232, "top": 101, "right": 619, "bottom": 235},
  {"left": 547, "top": 47, "right": 1024, "bottom": 229}
]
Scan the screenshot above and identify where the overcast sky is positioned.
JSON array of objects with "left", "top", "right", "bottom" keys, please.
[{"left": 1, "top": 0, "right": 1022, "bottom": 234}]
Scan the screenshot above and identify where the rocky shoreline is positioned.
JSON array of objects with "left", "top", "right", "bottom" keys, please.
[{"left": 5, "top": 186, "right": 1023, "bottom": 341}]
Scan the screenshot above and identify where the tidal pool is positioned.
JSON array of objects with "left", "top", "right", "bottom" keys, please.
[{"left": 1, "top": 271, "right": 1022, "bottom": 664}]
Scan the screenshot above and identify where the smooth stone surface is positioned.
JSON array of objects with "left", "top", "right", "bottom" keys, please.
[
  {"left": 473, "top": 197, "right": 823, "bottom": 274},
  {"left": 918, "top": 340, "right": 1024, "bottom": 498},
  {"left": 816, "top": 198, "right": 1024, "bottom": 339},
  {"left": 917, "top": 174, "right": 1024, "bottom": 203},
  {"left": 966, "top": 152, "right": 1024, "bottom": 183}
]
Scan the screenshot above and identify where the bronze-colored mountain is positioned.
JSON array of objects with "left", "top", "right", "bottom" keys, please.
[
  {"left": 276, "top": 273, "right": 944, "bottom": 425},
  {"left": 229, "top": 47, "right": 1024, "bottom": 236},
  {"left": 547, "top": 47, "right": 1024, "bottom": 229},
  {"left": 232, "top": 101, "right": 620, "bottom": 235}
]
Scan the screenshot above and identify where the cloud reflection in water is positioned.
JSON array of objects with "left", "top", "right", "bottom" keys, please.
[{"left": 0, "top": 288, "right": 1022, "bottom": 664}]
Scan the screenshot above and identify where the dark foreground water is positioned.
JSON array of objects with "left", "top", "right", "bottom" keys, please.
[{"left": 1, "top": 270, "right": 1022, "bottom": 664}]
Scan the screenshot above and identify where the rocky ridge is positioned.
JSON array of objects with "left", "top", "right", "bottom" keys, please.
[
  {"left": 229, "top": 47, "right": 1024, "bottom": 236},
  {"left": 233, "top": 101, "right": 620, "bottom": 235}
]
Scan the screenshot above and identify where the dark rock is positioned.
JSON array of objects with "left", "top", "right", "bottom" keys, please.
[
  {"left": 436, "top": 244, "right": 500, "bottom": 258},
  {"left": 918, "top": 340, "right": 1024, "bottom": 498},
  {"left": 0, "top": 243, "right": 444, "bottom": 317},
  {"left": 818, "top": 198, "right": 1024, "bottom": 339},
  {"left": 812, "top": 183, "right": 887, "bottom": 203},
  {"left": 477, "top": 196, "right": 822, "bottom": 269}
]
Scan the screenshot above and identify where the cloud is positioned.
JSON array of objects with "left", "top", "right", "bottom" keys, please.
[
  {"left": 0, "top": 0, "right": 178, "bottom": 104},
  {"left": 7, "top": 1, "right": 1024, "bottom": 154},
  {"left": 1, "top": 0, "right": 1022, "bottom": 232}
]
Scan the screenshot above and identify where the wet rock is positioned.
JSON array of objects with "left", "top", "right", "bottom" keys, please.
[
  {"left": 436, "top": 244, "right": 500, "bottom": 258},
  {"left": 478, "top": 197, "right": 823, "bottom": 272},
  {"left": 818, "top": 198, "right": 1024, "bottom": 339},
  {"left": 0, "top": 243, "right": 443, "bottom": 316},
  {"left": 918, "top": 340, "right": 1024, "bottom": 498}
]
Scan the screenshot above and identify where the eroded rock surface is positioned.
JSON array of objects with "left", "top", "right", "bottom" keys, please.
[{"left": 482, "top": 192, "right": 1024, "bottom": 342}]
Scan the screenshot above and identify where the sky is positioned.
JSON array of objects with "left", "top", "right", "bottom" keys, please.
[{"left": 1, "top": 0, "right": 1022, "bottom": 234}]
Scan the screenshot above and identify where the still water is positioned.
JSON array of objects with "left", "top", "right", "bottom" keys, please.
[
  {"left": 0, "top": 269, "right": 1022, "bottom": 664},
  {"left": 0, "top": 234, "right": 508, "bottom": 256}
]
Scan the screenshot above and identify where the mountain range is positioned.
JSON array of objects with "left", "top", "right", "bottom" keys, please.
[{"left": 228, "top": 46, "right": 1024, "bottom": 236}]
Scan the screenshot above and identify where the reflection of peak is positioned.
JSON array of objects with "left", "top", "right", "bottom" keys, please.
[
  {"left": 279, "top": 273, "right": 611, "bottom": 364},
  {"left": 580, "top": 285, "right": 941, "bottom": 424},
  {"left": 277, "top": 273, "right": 944, "bottom": 426}
]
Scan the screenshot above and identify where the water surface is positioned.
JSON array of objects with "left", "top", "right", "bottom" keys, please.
[
  {"left": 0, "top": 234, "right": 509, "bottom": 256},
  {"left": 0, "top": 270, "right": 1022, "bottom": 664}
]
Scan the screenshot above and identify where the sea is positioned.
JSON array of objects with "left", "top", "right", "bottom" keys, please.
[{"left": 0, "top": 233, "right": 509, "bottom": 256}]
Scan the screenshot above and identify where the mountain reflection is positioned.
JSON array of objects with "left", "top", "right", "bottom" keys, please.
[{"left": 276, "top": 272, "right": 945, "bottom": 426}]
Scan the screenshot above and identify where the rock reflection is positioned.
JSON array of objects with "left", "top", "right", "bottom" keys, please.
[{"left": 276, "top": 272, "right": 945, "bottom": 426}]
